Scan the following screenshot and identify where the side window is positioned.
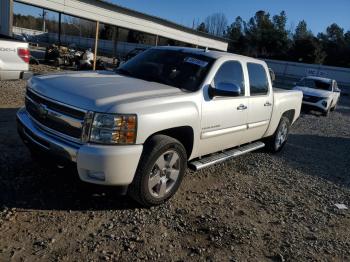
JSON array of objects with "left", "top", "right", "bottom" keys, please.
[
  {"left": 213, "top": 61, "right": 245, "bottom": 96},
  {"left": 247, "top": 63, "right": 269, "bottom": 96}
]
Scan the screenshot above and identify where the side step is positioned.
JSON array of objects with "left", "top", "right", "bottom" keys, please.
[{"left": 188, "top": 141, "right": 265, "bottom": 171}]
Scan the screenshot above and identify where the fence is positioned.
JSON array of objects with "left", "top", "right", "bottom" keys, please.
[
  {"left": 266, "top": 59, "right": 350, "bottom": 95},
  {"left": 12, "top": 26, "right": 151, "bottom": 57}
]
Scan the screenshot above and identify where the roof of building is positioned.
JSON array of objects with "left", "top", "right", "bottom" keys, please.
[{"left": 98, "top": 0, "right": 228, "bottom": 44}]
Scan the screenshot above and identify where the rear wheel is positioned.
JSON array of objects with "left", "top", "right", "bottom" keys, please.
[
  {"left": 128, "top": 135, "right": 187, "bottom": 207},
  {"left": 265, "top": 116, "right": 290, "bottom": 153}
]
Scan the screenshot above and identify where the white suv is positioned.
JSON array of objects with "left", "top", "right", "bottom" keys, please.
[{"left": 293, "top": 76, "right": 341, "bottom": 116}]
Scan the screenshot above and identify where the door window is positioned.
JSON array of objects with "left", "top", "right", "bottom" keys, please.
[
  {"left": 247, "top": 63, "right": 269, "bottom": 96},
  {"left": 213, "top": 61, "right": 245, "bottom": 96}
]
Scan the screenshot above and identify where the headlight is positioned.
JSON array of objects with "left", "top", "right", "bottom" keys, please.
[{"left": 90, "top": 113, "right": 137, "bottom": 144}]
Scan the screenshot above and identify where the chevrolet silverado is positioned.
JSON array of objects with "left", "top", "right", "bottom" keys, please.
[{"left": 17, "top": 47, "right": 303, "bottom": 206}]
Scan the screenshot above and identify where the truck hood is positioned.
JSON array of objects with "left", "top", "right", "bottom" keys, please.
[
  {"left": 293, "top": 86, "right": 332, "bottom": 98},
  {"left": 28, "top": 71, "right": 184, "bottom": 112}
]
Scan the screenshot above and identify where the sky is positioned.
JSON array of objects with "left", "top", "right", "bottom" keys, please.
[
  {"left": 109, "top": 0, "right": 350, "bottom": 34},
  {"left": 14, "top": 0, "right": 350, "bottom": 34}
]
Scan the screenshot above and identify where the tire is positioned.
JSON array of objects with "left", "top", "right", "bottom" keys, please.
[
  {"left": 29, "top": 148, "right": 60, "bottom": 169},
  {"left": 330, "top": 103, "right": 337, "bottom": 112},
  {"left": 322, "top": 106, "right": 330, "bottom": 116},
  {"left": 265, "top": 116, "right": 290, "bottom": 153},
  {"left": 128, "top": 135, "right": 187, "bottom": 207}
]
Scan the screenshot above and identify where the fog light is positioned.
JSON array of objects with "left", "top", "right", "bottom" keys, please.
[
  {"left": 322, "top": 101, "right": 327, "bottom": 108},
  {"left": 87, "top": 171, "right": 105, "bottom": 181}
]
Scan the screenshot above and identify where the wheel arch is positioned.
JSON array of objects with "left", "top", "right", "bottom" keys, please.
[
  {"left": 264, "top": 109, "right": 295, "bottom": 138},
  {"left": 143, "top": 126, "right": 194, "bottom": 160},
  {"left": 282, "top": 109, "right": 295, "bottom": 124}
]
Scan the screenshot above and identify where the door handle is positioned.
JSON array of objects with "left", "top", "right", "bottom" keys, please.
[
  {"left": 237, "top": 104, "right": 248, "bottom": 110},
  {"left": 264, "top": 101, "right": 272, "bottom": 107}
]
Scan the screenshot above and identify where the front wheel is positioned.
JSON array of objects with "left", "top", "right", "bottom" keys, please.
[
  {"left": 330, "top": 103, "right": 337, "bottom": 112},
  {"left": 265, "top": 116, "right": 290, "bottom": 153},
  {"left": 322, "top": 107, "right": 331, "bottom": 116},
  {"left": 128, "top": 135, "right": 187, "bottom": 207}
]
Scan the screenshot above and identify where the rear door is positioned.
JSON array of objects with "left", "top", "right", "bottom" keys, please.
[
  {"left": 199, "top": 60, "right": 249, "bottom": 156},
  {"left": 242, "top": 62, "right": 273, "bottom": 144}
]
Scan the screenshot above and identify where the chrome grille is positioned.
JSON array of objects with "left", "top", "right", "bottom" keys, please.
[
  {"left": 25, "top": 88, "right": 86, "bottom": 142},
  {"left": 302, "top": 95, "right": 322, "bottom": 103}
]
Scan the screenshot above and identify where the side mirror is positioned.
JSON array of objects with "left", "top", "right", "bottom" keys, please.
[{"left": 208, "top": 82, "right": 241, "bottom": 98}]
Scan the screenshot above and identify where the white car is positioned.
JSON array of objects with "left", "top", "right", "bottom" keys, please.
[
  {"left": 0, "top": 34, "right": 32, "bottom": 80},
  {"left": 293, "top": 76, "right": 341, "bottom": 116},
  {"left": 17, "top": 47, "right": 302, "bottom": 206}
]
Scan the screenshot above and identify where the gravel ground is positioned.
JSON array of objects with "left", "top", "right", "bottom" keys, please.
[{"left": 1, "top": 69, "right": 350, "bottom": 261}]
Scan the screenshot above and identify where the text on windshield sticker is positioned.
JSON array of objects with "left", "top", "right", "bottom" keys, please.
[{"left": 184, "top": 57, "right": 208, "bottom": 67}]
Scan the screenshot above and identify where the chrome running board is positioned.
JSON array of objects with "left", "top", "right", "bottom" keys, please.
[{"left": 189, "top": 141, "right": 265, "bottom": 171}]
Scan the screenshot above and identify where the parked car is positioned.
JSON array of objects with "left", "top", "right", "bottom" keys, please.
[
  {"left": 0, "top": 34, "right": 32, "bottom": 80},
  {"left": 293, "top": 76, "right": 341, "bottom": 116},
  {"left": 17, "top": 47, "right": 302, "bottom": 206}
]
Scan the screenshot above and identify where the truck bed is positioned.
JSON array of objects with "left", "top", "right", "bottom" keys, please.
[{"left": 273, "top": 87, "right": 296, "bottom": 93}]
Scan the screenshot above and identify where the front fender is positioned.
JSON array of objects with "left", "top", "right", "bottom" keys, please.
[{"left": 136, "top": 101, "right": 200, "bottom": 158}]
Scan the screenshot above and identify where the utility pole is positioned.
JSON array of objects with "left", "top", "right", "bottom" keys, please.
[
  {"left": 93, "top": 21, "right": 100, "bottom": 71},
  {"left": 58, "top": 12, "right": 61, "bottom": 46},
  {"left": 41, "top": 9, "right": 48, "bottom": 32}
]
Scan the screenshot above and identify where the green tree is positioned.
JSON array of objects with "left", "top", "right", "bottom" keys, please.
[
  {"left": 225, "top": 16, "right": 246, "bottom": 54},
  {"left": 294, "top": 20, "right": 313, "bottom": 40},
  {"left": 289, "top": 21, "right": 325, "bottom": 64},
  {"left": 244, "top": 11, "right": 289, "bottom": 58},
  {"left": 196, "top": 22, "right": 208, "bottom": 33},
  {"left": 319, "top": 23, "right": 348, "bottom": 67}
]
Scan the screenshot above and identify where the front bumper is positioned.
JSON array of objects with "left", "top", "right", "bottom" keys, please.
[
  {"left": 17, "top": 107, "right": 143, "bottom": 186},
  {"left": 302, "top": 99, "right": 329, "bottom": 112}
]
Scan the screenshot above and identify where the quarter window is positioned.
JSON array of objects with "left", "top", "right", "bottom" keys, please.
[
  {"left": 213, "top": 61, "right": 245, "bottom": 96},
  {"left": 247, "top": 63, "right": 269, "bottom": 96}
]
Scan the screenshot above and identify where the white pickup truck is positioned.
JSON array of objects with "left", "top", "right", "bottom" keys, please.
[
  {"left": 17, "top": 47, "right": 302, "bottom": 206},
  {"left": 0, "top": 34, "right": 32, "bottom": 80}
]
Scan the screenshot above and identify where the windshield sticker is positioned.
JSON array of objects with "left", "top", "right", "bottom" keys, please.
[{"left": 184, "top": 57, "right": 208, "bottom": 67}]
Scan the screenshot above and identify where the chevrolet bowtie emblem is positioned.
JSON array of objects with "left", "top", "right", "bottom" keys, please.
[{"left": 37, "top": 103, "right": 49, "bottom": 118}]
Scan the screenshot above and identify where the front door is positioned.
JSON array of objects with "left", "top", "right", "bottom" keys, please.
[{"left": 199, "top": 60, "right": 249, "bottom": 156}]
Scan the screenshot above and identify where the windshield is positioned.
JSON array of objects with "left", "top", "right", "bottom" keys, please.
[
  {"left": 116, "top": 49, "right": 214, "bottom": 91},
  {"left": 299, "top": 78, "right": 332, "bottom": 91}
]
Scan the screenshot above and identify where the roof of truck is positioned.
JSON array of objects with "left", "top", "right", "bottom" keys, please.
[{"left": 153, "top": 46, "right": 265, "bottom": 64}]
